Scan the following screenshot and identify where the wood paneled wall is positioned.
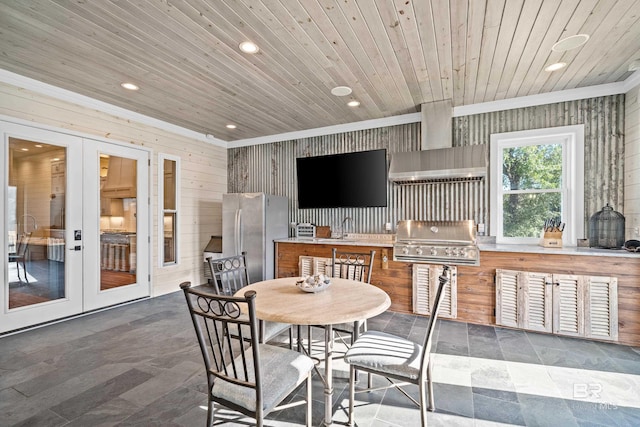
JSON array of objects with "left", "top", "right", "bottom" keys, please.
[
  {"left": 0, "top": 82, "right": 227, "bottom": 296},
  {"left": 229, "top": 95, "right": 626, "bottom": 237}
]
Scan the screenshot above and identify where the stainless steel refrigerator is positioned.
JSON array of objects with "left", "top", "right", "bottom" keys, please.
[{"left": 222, "top": 193, "right": 288, "bottom": 283}]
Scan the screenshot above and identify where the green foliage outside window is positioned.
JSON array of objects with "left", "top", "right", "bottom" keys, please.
[{"left": 502, "top": 144, "right": 563, "bottom": 238}]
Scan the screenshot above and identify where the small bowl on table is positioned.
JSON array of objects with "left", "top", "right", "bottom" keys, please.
[{"left": 296, "top": 274, "right": 332, "bottom": 293}]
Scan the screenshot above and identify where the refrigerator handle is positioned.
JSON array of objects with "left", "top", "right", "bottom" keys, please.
[{"left": 235, "top": 208, "right": 243, "bottom": 254}]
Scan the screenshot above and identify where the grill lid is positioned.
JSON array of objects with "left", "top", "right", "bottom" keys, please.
[{"left": 396, "top": 220, "right": 477, "bottom": 244}]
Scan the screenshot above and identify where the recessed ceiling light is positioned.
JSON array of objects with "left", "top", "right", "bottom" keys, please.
[
  {"left": 21, "top": 148, "right": 28, "bottom": 151},
  {"left": 120, "top": 82, "right": 139, "bottom": 91},
  {"left": 239, "top": 41, "right": 259, "bottom": 54},
  {"left": 331, "top": 86, "right": 352, "bottom": 96},
  {"left": 52, "top": 157, "right": 60, "bottom": 161},
  {"left": 35, "top": 144, "right": 43, "bottom": 148},
  {"left": 226, "top": 124, "right": 237, "bottom": 129},
  {"left": 545, "top": 62, "right": 567, "bottom": 72},
  {"left": 552, "top": 34, "right": 590, "bottom": 52},
  {"left": 347, "top": 100, "right": 360, "bottom": 107}
]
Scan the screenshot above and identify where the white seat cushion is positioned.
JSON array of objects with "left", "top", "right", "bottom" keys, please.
[
  {"left": 344, "top": 330, "right": 423, "bottom": 380},
  {"left": 211, "top": 343, "right": 314, "bottom": 412}
]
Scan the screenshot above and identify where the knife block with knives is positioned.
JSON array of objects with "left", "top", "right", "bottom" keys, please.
[{"left": 540, "top": 218, "right": 565, "bottom": 248}]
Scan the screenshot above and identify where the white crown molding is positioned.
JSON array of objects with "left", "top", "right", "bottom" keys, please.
[
  {"left": 623, "top": 70, "right": 640, "bottom": 92},
  {"left": 0, "top": 69, "right": 227, "bottom": 148},
  {"left": 453, "top": 78, "right": 634, "bottom": 117},
  {"left": 228, "top": 113, "right": 422, "bottom": 148}
]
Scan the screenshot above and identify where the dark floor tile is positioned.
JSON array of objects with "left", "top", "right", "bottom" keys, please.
[
  {"left": 382, "top": 312, "right": 417, "bottom": 338},
  {"left": 525, "top": 331, "right": 568, "bottom": 350},
  {"left": 518, "top": 393, "right": 578, "bottom": 427},
  {"left": 434, "top": 320, "right": 469, "bottom": 356},
  {"left": 468, "top": 324, "right": 502, "bottom": 358},
  {"left": 594, "top": 340, "right": 640, "bottom": 361},
  {"left": 496, "top": 327, "right": 543, "bottom": 365},
  {"left": 118, "top": 386, "right": 204, "bottom": 426},
  {"left": 473, "top": 392, "right": 525, "bottom": 425},
  {"left": 603, "top": 405, "right": 640, "bottom": 427},
  {"left": 534, "top": 345, "right": 626, "bottom": 373},
  {"left": 13, "top": 351, "right": 110, "bottom": 397},
  {"left": 468, "top": 323, "right": 498, "bottom": 340},
  {"left": 9, "top": 409, "right": 68, "bottom": 427},
  {"left": 432, "top": 383, "right": 474, "bottom": 419},
  {"left": 64, "top": 397, "right": 141, "bottom": 427},
  {"left": 49, "top": 368, "right": 153, "bottom": 421},
  {"left": 565, "top": 399, "right": 628, "bottom": 427},
  {"left": 407, "top": 324, "right": 427, "bottom": 345}
]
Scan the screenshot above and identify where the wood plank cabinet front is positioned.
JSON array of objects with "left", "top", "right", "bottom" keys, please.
[{"left": 275, "top": 242, "right": 640, "bottom": 346}]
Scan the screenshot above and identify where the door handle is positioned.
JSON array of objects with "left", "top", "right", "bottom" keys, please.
[{"left": 69, "top": 245, "right": 82, "bottom": 251}]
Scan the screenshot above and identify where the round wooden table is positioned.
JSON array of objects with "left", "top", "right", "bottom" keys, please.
[{"left": 237, "top": 277, "right": 391, "bottom": 426}]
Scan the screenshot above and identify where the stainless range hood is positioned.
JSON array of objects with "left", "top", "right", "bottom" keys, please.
[
  {"left": 389, "top": 145, "right": 488, "bottom": 184},
  {"left": 389, "top": 100, "right": 488, "bottom": 184}
]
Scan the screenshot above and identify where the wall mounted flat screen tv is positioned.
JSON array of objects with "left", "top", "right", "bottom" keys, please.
[{"left": 296, "top": 149, "right": 388, "bottom": 208}]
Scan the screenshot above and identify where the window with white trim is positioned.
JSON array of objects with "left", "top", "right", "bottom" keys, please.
[
  {"left": 490, "top": 125, "right": 584, "bottom": 245},
  {"left": 159, "top": 154, "right": 180, "bottom": 266}
]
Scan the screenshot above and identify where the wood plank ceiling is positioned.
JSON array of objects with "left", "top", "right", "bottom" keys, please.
[{"left": 1, "top": 0, "right": 639, "bottom": 142}]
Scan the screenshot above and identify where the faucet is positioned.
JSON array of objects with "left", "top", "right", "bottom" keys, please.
[{"left": 340, "top": 216, "right": 352, "bottom": 239}]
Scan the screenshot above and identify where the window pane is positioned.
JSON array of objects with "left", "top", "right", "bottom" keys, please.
[
  {"left": 163, "top": 213, "right": 176, "bottom": 264},
  {"left": 163, "top": 159, "right": 176, "bottom": 210},
  {"left": 502, "top": 144, "right": 562, "bottom": 191},
  {"left": 503, "top": 192, "right": 561, "bottom": 238}
]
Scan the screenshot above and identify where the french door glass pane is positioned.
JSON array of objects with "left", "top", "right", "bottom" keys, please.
[
  {"left": 7, "top": 138, "right": 66, "bottom": 309},
  {"left": 99, "top": 155, "right": 137, "bottom": 291}
]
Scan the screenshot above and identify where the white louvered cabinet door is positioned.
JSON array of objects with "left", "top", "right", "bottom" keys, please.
[
  {"left": 298, "top": 256, "right": 333, "bottom": 277},
  {"left": 298, "top": 256, "right": 314, "bottom": 277},
  {"left": 521, "top": 272, "right": 553, "bottom": 333},
  {"left": 496, "top": 269, "right": 552, "bottom": 332},
  {"left": 552, "top": 274, "right": 585, "bottom": 337},
  {"left": 585, "top": 276, "right": 618, "bottom": 341},
  {"left": 497, "top": 269, "right": 618, "bottom": 341},
  {"left": 495, "top": 269, "right": 520, "bottom": 328},
  {"left": 412, "top": 264, "right": 457, "bottom": 318}
]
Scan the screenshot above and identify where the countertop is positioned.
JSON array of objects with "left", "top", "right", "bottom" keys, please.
[{"left": 275, "top": 237, "right": 640, "bottom": 258}]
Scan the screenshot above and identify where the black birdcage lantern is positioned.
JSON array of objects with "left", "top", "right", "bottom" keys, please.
[{"left": 588, "top": 204, "right": 625, "bottom": 249}]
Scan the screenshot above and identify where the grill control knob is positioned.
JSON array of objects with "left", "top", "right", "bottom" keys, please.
[
  {"left": 416, "top": 247, "right": 423, "bottom": 255},
  {"left": 402, "top": 246, "right": 409, "bottom": 255},
  {"left": 453, "top": 248, "right": 460, "bottom": 256},
  {"left": 460, "top": 248, "right": 468, "bottom": 257},
  {"left": 430, "top": 247, "right": 438, "bottom": 256},
  {"left": 445, "top": 248, "right": 452, "bottom": 256}
]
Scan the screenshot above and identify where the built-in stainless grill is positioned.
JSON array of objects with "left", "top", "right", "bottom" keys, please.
[{"left": 393, "top": 220, "right": 479, "bottom": 266}]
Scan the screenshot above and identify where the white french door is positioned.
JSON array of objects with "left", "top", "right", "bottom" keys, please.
[
  {"left": 83, "top": 140, "right": 149, "bottom": 311},
  {"left": 1, "top": 121, "right": 150, "bottom": 333}
]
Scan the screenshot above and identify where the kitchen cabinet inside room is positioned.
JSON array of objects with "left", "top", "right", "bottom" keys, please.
[{"left": 99, "top": 154, "right": 138, "bottom": 290}]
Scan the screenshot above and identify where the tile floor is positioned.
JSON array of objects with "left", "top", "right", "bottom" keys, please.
[{"left": 1, "top": 290, "right": 639, "bottom": 426}]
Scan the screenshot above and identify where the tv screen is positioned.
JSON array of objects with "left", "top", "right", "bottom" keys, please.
[{"left": 296, "top": 149, "right": 388, "bottom": 208}]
